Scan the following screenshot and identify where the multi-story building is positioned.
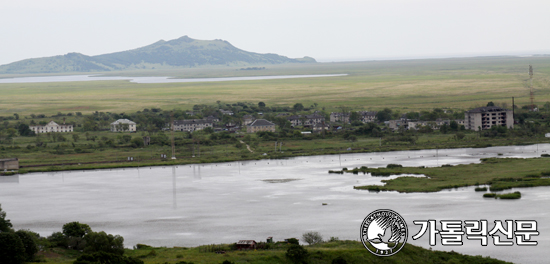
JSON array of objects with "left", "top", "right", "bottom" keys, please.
[
  {"left": 30, "top": 121, "right": 73, "bottom": 133},
  {"left": 110, "top": 119, "right": 137, "bottom": 132},
  {"left": 465, "top": 106, "right": 513, "bottom": 131},
  {"left": 247, "top": 119, "right": 276, "bottom": 133},
  {"left": 358, "top": 111, "right": 377, "bottom": 123},
  {"left": 173, "top": 119, "right": 213, "bottom": 132},
  {"left": 287, "top": 114, "right": 325, "bottom": 127},
  {"left": 330, "top": 112, "right": 350, "bottom": 123}
]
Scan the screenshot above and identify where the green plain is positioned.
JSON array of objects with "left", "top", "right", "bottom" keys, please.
[{"left": 2, "top": 56, "right": 550, "bottom": 116}]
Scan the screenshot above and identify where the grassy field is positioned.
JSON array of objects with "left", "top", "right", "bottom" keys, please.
[
  {"left": 351, "top": 157, "right": 550, "bottom": 193},
  {"left": 40, "top": 240, "right": 511, "bottom": 264},
  {"left": 2, "top": 56, "right": 550, "bottom": 116}
]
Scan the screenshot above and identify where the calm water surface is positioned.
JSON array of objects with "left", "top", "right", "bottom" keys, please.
[
  {"left": 1, "top": 144, "right": 549, "bottom": 264},
  {"left": 0, "top": 74, "right": 347, "bottom": 84}
]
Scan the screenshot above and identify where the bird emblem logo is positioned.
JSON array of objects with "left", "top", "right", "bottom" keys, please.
[{"left": 361, "top": 209, "right": 408, "bottom": 256}]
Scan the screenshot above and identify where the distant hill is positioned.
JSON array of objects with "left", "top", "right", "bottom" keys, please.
[{"left": 0, "top": 36, "right": 316, "bottom": 74}]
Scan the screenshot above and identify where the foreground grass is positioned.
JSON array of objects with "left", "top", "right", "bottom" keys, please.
[
  {"left": 352, "top": 157, "right": 550, "bottom": 193},
  {"left": 40, "top": 240, "right": 511, "bottom": 264}
]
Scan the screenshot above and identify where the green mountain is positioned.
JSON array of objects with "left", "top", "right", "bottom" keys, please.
[{"left": 0, "top": 36, "right": 316, "bottom": 74}]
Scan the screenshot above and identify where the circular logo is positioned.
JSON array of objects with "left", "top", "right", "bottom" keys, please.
[{"left": 360, "top": 209, "right": 408, "bottom": 256}]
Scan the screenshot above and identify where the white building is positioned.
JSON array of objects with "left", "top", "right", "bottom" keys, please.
[
  {"left": 173, "top": 119, "right": 213, "bottom": 132},
  {"left": 111, "top": 119, "right": 137, "bottom": 132},
  {"left": 30, "top": 121, "right": 73, "bottom": 133}
]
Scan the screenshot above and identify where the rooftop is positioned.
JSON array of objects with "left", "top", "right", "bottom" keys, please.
[
  {"left": 111, "top": 119, "right": 136, "bottom": 125},
  {"left": 466, "top": 106, "right": 509, "bottom": 113},
  {"left": 249, "top": 119, "right": 275, "bottom": 127}
]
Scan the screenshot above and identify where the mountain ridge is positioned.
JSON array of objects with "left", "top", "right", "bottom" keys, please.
[{"left": 0, "top": 36, "right": 315, "bottom": 74}]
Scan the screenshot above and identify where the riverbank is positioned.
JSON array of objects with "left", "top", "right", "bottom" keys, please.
[{"left": 6, "top": 135, "right": 550, "bottom": 175}]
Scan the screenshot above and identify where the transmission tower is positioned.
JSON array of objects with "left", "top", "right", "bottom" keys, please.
[
  {"left": 170, "top": 112, "right": 176, "bottom": 159},
  {"left": 529, "top": 65, "right": 534, "bottom": 111}
]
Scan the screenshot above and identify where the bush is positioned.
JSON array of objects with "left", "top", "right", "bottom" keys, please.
[
  {"left": 83, "top": 231, "right": 124, "bottom": 255},
  {"left": 332, "top": 256, "right": 348, "bottom": 264},
  {"left": 386, "top": 164, "right": 402, "bottom": 168},
  {"left": 131, "top": 137, "right": 144, "bottom": 148},
  {"left": 0, "top": 232, "right": 26, "bottom": 264},
  {"left": 63, "top": 222, "right": 91, "bottom": 238},
  {"left": 286, "top": 244, "right": 308, "bottom": 264},
  {"left": 483, "top": 193, "right": 497, "bottom": 198},
  {"left": 47, "top": 232, "right": 68, "bottom": 248},
  {"left": 285, "top": 238, "right": 299, "bottom": 245},
  {"left": 498, "top": 192, "right": 521, "bottom": 199},
  {"left": 474, "top": 187, "right": 487, "bottom": 192},
  {"left": 15, "top": 230, "right": 38, "bottom": 261},
  {"left": 302, "top": 231, "right": 323, "bottom": 245}
]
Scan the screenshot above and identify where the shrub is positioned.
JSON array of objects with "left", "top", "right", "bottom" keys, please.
[
  {"left": 483, "top": 193, "right": 497, "bottom": 198},
  {"left": 15, "top": 230, "right": 38, "bottom": 261},
  {"left": 386, "top": 164, "right": 402, "bottom": 168},
  {"left": 286, "top": 244, "right": 308, "bottom": 264},
  {"left": 63, "top": 222, "right": 91, "bottom": 238},
  {"left": 498, "top": 192, "right": 521, "bottom": 199},
  {"left": 474, "top": 187, "right": 487, "bottom": 192},
  {"left": 47, "top": 232, "right": 68, "bottom": 248},
  {"left": 0, "top": 232, "right": 26, "bottom": 264},
  {"left": 302, "top": 231, "right": 323, "bottom": 245},
  {"left": 83, "top": 231, "right": 124, "bottom": 255},
  {"left": 332, "top": 256, "right": 348, "bottom": 264},
  {"left": 285, "top": 238, "right": 299, "bottom": 245}
]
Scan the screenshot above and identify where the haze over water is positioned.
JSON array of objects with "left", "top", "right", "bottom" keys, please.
[{"left": 1, "top": 144, "right": 549, "bottom": 264}]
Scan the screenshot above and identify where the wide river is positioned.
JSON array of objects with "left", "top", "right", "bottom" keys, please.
[
  {"left": 1, "top": 144, "right": 550, "bottom": 264},
  {"left": 0, "top": 74, "right": 347, "bottom": 84}
]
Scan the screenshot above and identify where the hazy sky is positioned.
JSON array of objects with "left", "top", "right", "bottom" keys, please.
[{"left": 1, "top": 0, "right": 549, "bottom": 65}]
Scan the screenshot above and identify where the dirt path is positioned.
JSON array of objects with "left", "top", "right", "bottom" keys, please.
[{"left": 239, "top": 140, "right": 254, "bottom": 153}]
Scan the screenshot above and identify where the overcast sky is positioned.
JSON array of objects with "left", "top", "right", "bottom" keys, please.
[{"left": 1, "top": 0, "right": 549, "bottom": 65}]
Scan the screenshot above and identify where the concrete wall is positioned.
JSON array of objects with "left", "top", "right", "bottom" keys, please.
[{"left": 0, "top": 158, "right": 19, "bottom": 170}]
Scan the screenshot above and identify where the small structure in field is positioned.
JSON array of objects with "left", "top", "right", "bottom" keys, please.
[
  {"left": 0, "top": 158, "right": 19, "bottom": 171},
  {"left": 236, "top": 240, "right": 257, "bottom": 250}
]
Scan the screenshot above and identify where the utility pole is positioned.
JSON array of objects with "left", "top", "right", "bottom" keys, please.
[
  {"left": 529, "top": 65, "right": 534, "bottom": 111},
  {"left": 171, "top": 112, "right": 176, "bottom": 159}
]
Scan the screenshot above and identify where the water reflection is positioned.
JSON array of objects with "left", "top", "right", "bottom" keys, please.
[
  {"left": 172, "top": 167, "right": 177, "bottom": 210},
  {"left": 0, "top": 175, "right": 19, "bottom": 184}
]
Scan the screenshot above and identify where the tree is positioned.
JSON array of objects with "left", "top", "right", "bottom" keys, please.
[
  {"left": 17, "top": 124, "right": 34, "bottom": 136},
  {"left": 130, "top": 137, "right": 144, "bottom": 148},
  {"left": 286, "top": 244, "right": 308, "bottom": 264},
  {"left": 293, "top": 103, "right": 304, "bottom": 112},
  {"left": 258, "top": 102, "right": 266, "bottom": 108},
  {"left": 0, "top": 204, "right": 13, "bottom": 232},
  {"left": 449, "top": 120, "right": 458, "bottom": 131},
  {"left": 13, "top": 113, "right": 19, "bottom": 120},
  {"left": 376, "top": 108, "right": 392, "bottom": 122},
  {"left": 72, "top": 134, "right": 79, "bottom": 142},
  {"left": 62, "top": 222, "right": 91, "bottom": 238},
  {"left": 440, "top": 124, "right": 449, "bottom": 134},
  {"left": 83, "top": 231, "right": 124, "bottom": 255},
  {"left": 0, "top": 232, "right": 25, "bottom": 264},
  {"left": 14, "top": 230, "right": 38, "bottom": 262},
  {"left": 302, "top": 231, "right": 323, "bottom": 245},
  {"left": 487, "top": 101, "right": 495, "bottom": 107}
]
